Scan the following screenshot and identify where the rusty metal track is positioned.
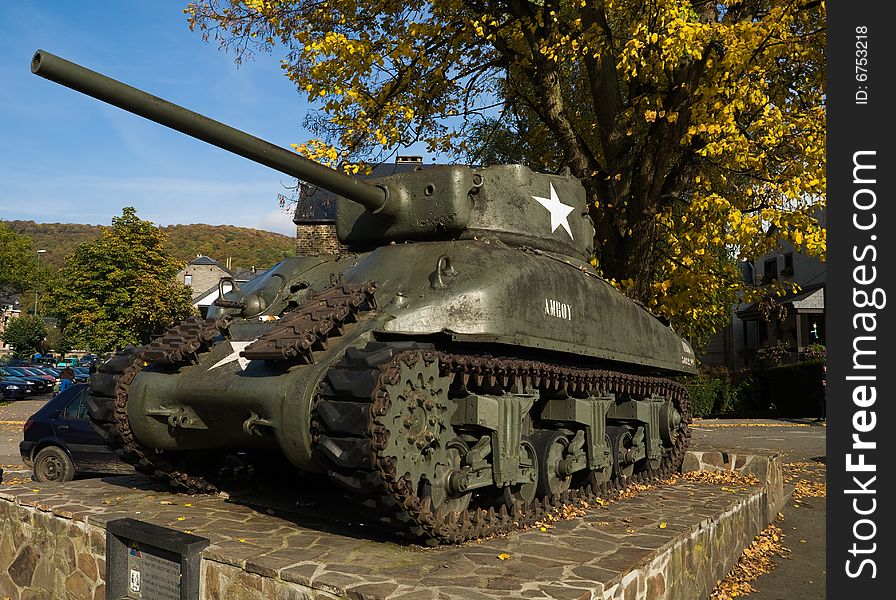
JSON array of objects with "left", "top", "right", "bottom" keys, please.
[
  {"left": 241, "top": 282, "right": 377, "bottom": 362},
  {"left": 313, "top": 345, "right": 692, "bottom": 544}
]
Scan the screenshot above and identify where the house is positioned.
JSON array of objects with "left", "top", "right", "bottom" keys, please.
[
  {"left": 293, "top": 156, "right": 430, "bottom": 255},
  {"left": 702, "top": 211, "right": 826, "bottom": 369},
  {"left": 175, "top": 257, "right": 257, "bottom": 318},
  {"left": 0, "top": 293, "right": 22, "bottom": 354}
]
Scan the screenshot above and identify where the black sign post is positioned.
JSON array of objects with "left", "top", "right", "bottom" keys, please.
[{"left": 106, "top": 518, "right": 209, "bottom": 600}]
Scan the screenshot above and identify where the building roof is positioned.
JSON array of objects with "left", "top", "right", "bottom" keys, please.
[
  {"left": 0, "top": 292, "right": 21, "bottom": 309},
  {"left": 231, "top": 267, "right": 258, "bottom": 281},
  {"left": 189, "top": 255, "right": 225, "bottom": 267},
  {"left": 737, "top": 282, "right": 825, "bottom": 319}
]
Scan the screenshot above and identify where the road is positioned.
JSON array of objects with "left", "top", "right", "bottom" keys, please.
[
  {"left": 0, "top": 394, "right": 50, "bottom": 472},
  {"left": 691, "top": 419, "right": 827, "bottom": 600}
]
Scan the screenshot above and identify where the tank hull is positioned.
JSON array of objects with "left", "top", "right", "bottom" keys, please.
[{"left": 125, "top": 240, "right": 693, "bottom": 473}]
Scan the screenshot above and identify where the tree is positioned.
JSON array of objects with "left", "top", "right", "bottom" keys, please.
[
  {"left": 47, "top": 207, "right": 196, "bottom": 352},
  {"left": 0, "top": 221, "right": 42, "bottom": 293},
  {"left": 187, "top": 0, "right": 825, "bottom": 338},
  {"left": 1, "top": 314, "right": 47, "bottom": 358},
  {"left": 43, "top": 324, "right": 71, "bottom": 357}
]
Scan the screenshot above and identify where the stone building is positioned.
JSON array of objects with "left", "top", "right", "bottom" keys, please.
[
  {"left": 175, "top": 256, "right": 232, "bottom": 301},
  {"left": 175, "top": 257, "right": 258, "bottom": 318}
]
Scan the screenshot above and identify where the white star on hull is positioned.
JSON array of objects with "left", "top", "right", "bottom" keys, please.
[
  {"left": 532, "top": 183, "right": 575, "bottom": 240},
  {"left": 209, "top": 340, "right": 256, "bottom": 371}
]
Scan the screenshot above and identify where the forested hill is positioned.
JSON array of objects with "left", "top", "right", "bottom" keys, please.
[{"left": 7, "top": 221, "right": 297, "bottom": 271}]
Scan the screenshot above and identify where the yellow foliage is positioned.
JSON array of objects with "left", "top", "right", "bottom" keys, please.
[{"left": 186, "top": 0, "right": 825, "bottom": 340}]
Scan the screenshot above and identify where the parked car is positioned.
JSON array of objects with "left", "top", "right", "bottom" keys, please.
[
  {"left": 1, "top": 380, "right": 28, "bottom": 400},
  {"left": 20, "top": 383, "right": 135, "bottom": 482},
  {"left": 0, "top": 367, "right": 51, "bottom": 393},
  {"left": 72, "top": 367, "right": 90, "bottom": 382},
  {"left": 77, "top": 354, "right": 98, "bottom": 367},
  {"left": 22, "top": 365, "right": 59, "bottom": 383},
  {"left": 0, "top": 373, "right": 38, "bottom": 397}
]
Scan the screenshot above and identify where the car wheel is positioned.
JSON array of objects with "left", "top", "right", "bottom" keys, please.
[{"left": 33, "top": 446, "right": 76, "bottom": 483}]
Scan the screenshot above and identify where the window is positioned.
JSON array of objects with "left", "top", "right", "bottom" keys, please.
[
  {"left": 762, "top": 258, "right": 778, "bottom": 285},
  {"left": 782, "top": 253, "right": 794, "bottom": 277},
  {"left": 62, "top": 389, "right": 89, "bottom": 420},
  {"left": 184, "top": 274, "right": 193, "bottom": 286}
]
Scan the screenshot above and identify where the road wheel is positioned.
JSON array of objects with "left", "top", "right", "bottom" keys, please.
[
  {"left": 33, "top": 446, "right": 75, "bottom": 483},
  {"left": 532, "top": 430, "right": 572, "bottom": 498}
]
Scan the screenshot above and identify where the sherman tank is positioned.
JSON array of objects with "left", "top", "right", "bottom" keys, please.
[{"left": 32, "top": 50, "right": 696, "bottom": 544}]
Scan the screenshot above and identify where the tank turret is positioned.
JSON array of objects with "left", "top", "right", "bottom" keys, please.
[
  {"left": 31, "top": 50, "right": 593, "bottom": 259},
  {"left": 32, "top": 50, "right": 694, "bottom": 546}
]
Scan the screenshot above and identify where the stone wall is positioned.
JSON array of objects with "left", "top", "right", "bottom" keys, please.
[
  {"left": 295, "top": 224, "right": 347, "bottom": 256},
  {"left": 0, "top": 497, "right": 105, "bottom": 599}
]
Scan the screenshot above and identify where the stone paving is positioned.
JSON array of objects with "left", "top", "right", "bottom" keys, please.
[{"left": 0, "top": 450, "right": 783, "bottom": 600}]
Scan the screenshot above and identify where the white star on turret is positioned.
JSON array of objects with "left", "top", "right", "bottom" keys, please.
[
  {"left": 209, "top": 340, "right": 256, "bottom": 371},
  {"left": 532, "top": 183, "right": 575, "bottom": 240}
]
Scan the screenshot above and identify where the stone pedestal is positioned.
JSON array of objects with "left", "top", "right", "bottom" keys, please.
[{"left": 0, "top": 451, "right": 783, "bottom": 600}]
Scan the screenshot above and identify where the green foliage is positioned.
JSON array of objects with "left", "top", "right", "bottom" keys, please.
[
  {"left": 46, "top": 207, "right": 196, "bottom": 352},
  {"left": 6, "top": 220, "right": 295, "bottom": 272},
  {"left": 803, "top": 343, "right": 826, "bottom": 360},
  {"left": 686, "top": 375, "right": 722, "bottom": 418},
  {"left": 0, "top": 314, "right": 47, "bottom": 357},
  {"left": 685, "top": 367, "right": 766, "bottom": 418},
  {"left": 163, "top": 223, "right": 294, "bottom": 269},
  {"left": 0, "top": 221, "right": 42, "bottom": 292},
  {"left": 3, "top": 221, "right": 102, "bottom": 271},
  {"left": 43, "top": 324, "right": 71, "bottom": 355},
  {"left": 756, "top": 340, "right": 793, "bottom": 366}
]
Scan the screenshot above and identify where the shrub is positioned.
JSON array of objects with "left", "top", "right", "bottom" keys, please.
[
  {"left": 686, "top": 375, "right": 724, "bottom": 418},
  {"left": 684, "top": 366, "right": 768, "bottom": 418}
]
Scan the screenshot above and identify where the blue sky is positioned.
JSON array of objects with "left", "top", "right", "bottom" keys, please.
[{"left": 0, "top": 2, "right": 353, "bottom": 235}]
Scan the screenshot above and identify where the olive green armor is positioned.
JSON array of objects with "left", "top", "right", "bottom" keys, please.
[{"left": 33, "top": 50, "right": 695, "bottom": 544}]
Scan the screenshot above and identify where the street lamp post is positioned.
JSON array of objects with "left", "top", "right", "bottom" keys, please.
[{"left": 35, "top": 249, "right": 47, "bottom": 317}]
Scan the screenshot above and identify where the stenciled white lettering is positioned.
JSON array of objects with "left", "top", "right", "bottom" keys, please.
[{"left": 543, "top": 298, "right": 573, "bottom": 321}]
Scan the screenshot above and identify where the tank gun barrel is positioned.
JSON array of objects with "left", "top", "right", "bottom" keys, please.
[{"left": 30, "top": 50, "right": 388, "bottom": 211}]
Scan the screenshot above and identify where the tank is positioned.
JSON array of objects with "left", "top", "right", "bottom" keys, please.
[{"left": 32, "top": 50, "right": 697, "bottom": 544}]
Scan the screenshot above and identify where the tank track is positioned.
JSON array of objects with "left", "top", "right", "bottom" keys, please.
[
  {"left": 86, "top": 282, "right": 378, "bottom": 492},
  {"left": 313, "top": 343, "right": 691, "bottom": 544}
]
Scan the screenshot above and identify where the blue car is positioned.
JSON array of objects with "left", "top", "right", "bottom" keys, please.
[{"left": 20, "top": 383, "right": 135, "bottom": 482}]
